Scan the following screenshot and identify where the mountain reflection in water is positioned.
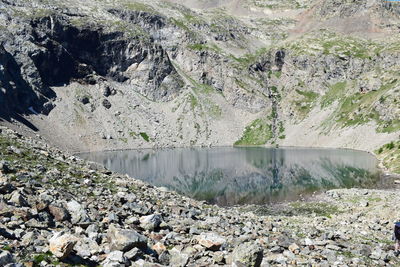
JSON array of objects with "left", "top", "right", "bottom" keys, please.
[{"left": 80, "top": 147, "right": 380, "bottom": 206}]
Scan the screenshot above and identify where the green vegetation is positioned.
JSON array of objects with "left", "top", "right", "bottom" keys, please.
[
  {"left": 278, "top": 121, "right": 285, "bottom": 139},
  {"left": 335, "top": 80, "right": 398, "bottom": 129},
  {"left": 202, "top": 99, "right": 222, "bottom": 118},
  {"left": 290, "top": 202, "right": 341, "bottom": 218},
  {"left": 0, "top": 133, "right": 117, "bottom": 199},
  {"left": 376, "top": 141, "right": 400, "bottom": 174},
  {"left": 123, "top": 2, "right": 156, "bottom": 13},
  {"left": 33, "top": 252, "right": 60, "bottom": 266},
  {"left": 129, "top": 131, "right": 138, "bottom": 138},
  {"left": 188, "top": 94, "right": 198, "bottom": 109},
  {"left": 187, "top": 43, "right": 222, "bottom": 53},
  {"left": 294, "top": 89, "right": 319, "bottom": 118},
  {"left": 287, "top": 31, "right": 382, "bottom": 59},
  {"left": 320, "top": 78, "right": 400, "bottom": 132},
  {"left": 230, "top": 47, "right": 269, "bottom": 69},
  {"left": 139, "top": 132, "right": 150, "bottom": 142},
  {"left": 321, "top": 81, "right": 347, "bottom": 108},
  {"left": 234, "top": 118, "right": 273, "bottom": 146}
]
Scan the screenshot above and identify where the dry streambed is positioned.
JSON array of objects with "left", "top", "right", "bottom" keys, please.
[{"left": 0, "top": 126, "right": 399, "bottom": 266}]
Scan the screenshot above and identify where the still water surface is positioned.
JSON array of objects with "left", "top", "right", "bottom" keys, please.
[{"left": 80, "top": 147, "right": 380, "bottom": 206}]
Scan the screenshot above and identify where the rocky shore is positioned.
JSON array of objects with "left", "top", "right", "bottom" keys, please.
[{"left": 0, "top": 125, "right": 400, "bottom": 267}]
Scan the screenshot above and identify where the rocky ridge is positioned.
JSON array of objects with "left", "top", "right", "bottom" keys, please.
[{"left": 1, "top": 126, "right": 400, "bottom": 266}]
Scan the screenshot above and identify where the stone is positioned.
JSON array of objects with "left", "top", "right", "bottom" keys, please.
[
  {"left": 66, "top": 200, "right": 89, "bottom": 224},
  {"left": 75, "top": 238, "right": 101, "bottom": 258},
  {"left": 169, "top": 247, "right": 189, "bottom": 267},
  {"left": 152, "top": 242, "right": 166, "bottom": 254},
  {"left": 49, "top": 232, "right": 77, "bottom": 259},
  {"left": 0, "top": 251, "right": 14, "bottom": 266},
  {"left": 77, "top": 95, "right": 90, "bottom": 104},
  {"left": 230, "top": 242, "right": 263, "bottom": 267},
  {"left": 304, "top": 238, "right": 313, "bottom": 246},
  {"left": 288, "top": 243, "right": 300, "bottom": 253},
  {"left": 124, "top": 247, "right": 141, "bottom": 260},
  {"left": 103, "top": 251, "right": 126, "bottom": 265},
  {"left": 49, "top": 205, "right": 69, "bottom": 222},
  {"left": 107, "top": 224, "right": 147, "bottom": 252},
  {"left": 85, "top": 224, "right": 99, "bottom": 235},
  {"left": 197, "top": 232, "right": 226, "bottom": 251},
  {"left": 9, "top": 191, "right": 28, "bottom": 207},
  {"left": 0, "top": 161, "right": 12, "bottom": 174},
  {"left": 140, "top": 214, "right": 163, "bottom": 231},
  {"left": 102, "top": 99, "right": 112, "bottom": 109},
  {"left": 103, "top": 85, "right": 111, "bottom": 97}
]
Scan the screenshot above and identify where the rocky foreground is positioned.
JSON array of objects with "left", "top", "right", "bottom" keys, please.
[{"left": 0, "top": 126, "right": 399, "bottom": 267}]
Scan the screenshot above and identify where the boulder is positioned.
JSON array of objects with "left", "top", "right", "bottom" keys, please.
[
  {"left": 107, "top": 224, "right": 147, "bottom": 252},
  {"left": 169, "top": 247, "right": 189, "bottom": 267},
  {"left": 197, "top": 232, "right": 226, "bottom": 251},
  {"left": 66, "top": 200, "right": 89, "bottom": 224},
  {"left": 102, "top": 251, "right": 126, "bottom": 267},
  {"left": 229, "top": 242, "right": 263, "bottom": 267},
  {"left": 9, "top": 191, "right": 29, "bottom": 207},
  {"left": 49, "top": 232, "right": 77, "bottom": 259},
  {"left": 152, "top": 242, "right": 166, "bottom": 254},
  {"left": 139, "top": 214, "right": 163, "bottom": 231},
  {"left": 102, "top": 99, "right": 112, "bottom": 109},
  {"left": 49, "top": 205, "right": 70, "bottom": 222},
  {"left": 0, "top": 251, "right": 14, "bottom": 266}
]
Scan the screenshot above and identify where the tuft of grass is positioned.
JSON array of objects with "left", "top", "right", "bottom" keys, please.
[
  {"left": 234, "top": 118, "right": 273, "bottom": 146},
  {"left": 139, "top": 132, "right": 150, "bottom": 142}
]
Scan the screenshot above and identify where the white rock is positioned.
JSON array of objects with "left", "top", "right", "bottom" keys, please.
[{"left": 49, "top": 232, "right": 77, "bottom": 259}]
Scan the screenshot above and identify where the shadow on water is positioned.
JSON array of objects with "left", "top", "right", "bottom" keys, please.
[{"left": 79, "top": 147, "right": 381, "bottom": 206}]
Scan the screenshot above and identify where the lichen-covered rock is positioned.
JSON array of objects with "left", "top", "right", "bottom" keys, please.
[{"left": 230, "top": 242, "right": 263, "bottom": 267}]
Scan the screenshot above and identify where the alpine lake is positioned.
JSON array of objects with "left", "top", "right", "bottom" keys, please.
[{"left": 80, "top": 147, "right": 382, "bottom": 206}]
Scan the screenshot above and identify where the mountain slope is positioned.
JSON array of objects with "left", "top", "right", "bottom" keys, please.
[{"left": 0, "top": 0, "right": 399, "bottom": 156}]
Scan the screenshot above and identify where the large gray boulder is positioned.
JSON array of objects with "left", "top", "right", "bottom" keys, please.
[
  {"left": 229, "top": 242, "right": 263, "bottom": 267},
  {"left": 107, "top": 224, "right": 147, "bottom": 252}
]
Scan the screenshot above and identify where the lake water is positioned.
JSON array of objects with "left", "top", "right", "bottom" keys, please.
[{"left": 80, "top": 147, "right": 381, "bottom": 206}]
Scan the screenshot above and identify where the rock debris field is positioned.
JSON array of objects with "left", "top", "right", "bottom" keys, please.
[{"left": 0, "top": 126, "right": 400, "bottom": 266}]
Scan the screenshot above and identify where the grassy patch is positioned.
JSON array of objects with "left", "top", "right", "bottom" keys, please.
[
  {"left": 287, "top": 30, "right": 382, "bottom": 59},
  {"left": 290, "top": 202, "right": 341, "bottom": 218},
  {"left": 187, "top": 43, "right": 222, "bottom": 53},
  {"left": 234, "top": 118, "right": 273, "bottom": 146},
  {"left": 294, "top": 89, "right": 319, "bottom": 119},
  {"left": 123, "top": 2, "right": 156, "bottom": 12},
  {"left": 188, "top": 94, "right": 198, "bottom": 109},
  {"left": 321, "top": 81, "right": 347, "bottom": 108},
  {"left": 230, "top": 47, "right": 269, "bottom": 69},
  {"left": 334, "top": 80, "right": 398, "bottom": 129},
  {"left": 376, "top": 141, "right": 400, "bottom": 174}
]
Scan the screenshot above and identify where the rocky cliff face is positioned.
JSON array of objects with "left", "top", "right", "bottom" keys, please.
[{"left": 0, "top": 0, "right": 399, "bottom": 153}]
